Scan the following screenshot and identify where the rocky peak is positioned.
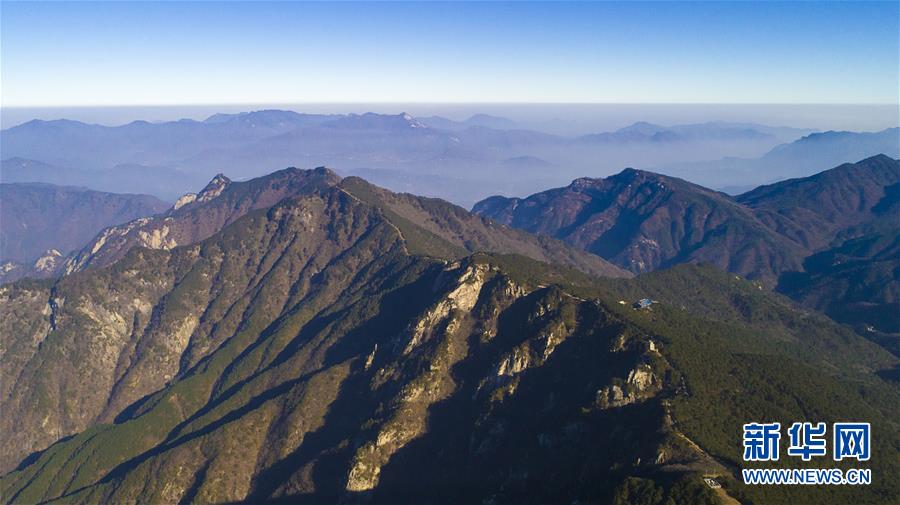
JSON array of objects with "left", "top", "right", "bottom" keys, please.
[
  {"left": 311, "top": 166, "right": 339, "bottom": 178},
  {"left": 172, "top": 192, "right": 198, "bottom": 210},
  {"left": 568, "top": 177, "right": 600, "bottom": 192},
  {"left": 568, "top": 169, "right": 669, "bottom": 194},
  {"left": 605, "top": 168, "right": 679, "bottom": 199},
  {"left": 609, "top": 167, "right": 651, "bottom": 184},
  {"left": 196, "top": 173, "right": 231, "bottom": 203},
  {"left": 33, "top": 249, "right": 62, "bottom": 273}
]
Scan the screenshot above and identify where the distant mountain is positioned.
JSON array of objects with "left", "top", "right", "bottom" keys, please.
[
  {"left": 322, "top": 112, "right": 428, "bottom": 130},
  {"left": 736, "top": 154, "right": 900, "bottom": 250},
  {"left": 2, "top": 110, "right": 822, "bottom": 206},
  {"left": 0, "top": 182, "right": 168, "bottom": 264},
  {"left": 1, "top": 158, "right": 75, "bottom": 184},
  {"left": 449, "top": 125, "right": 560, "bottom": 149},
  {"left": 1, "top": 111, "right": 345, "bottom": 173},
  {"left": 501, "top": 155, "right": 554, "bottom": 169},
  {"left": 1, "top": 157, "right": 211, "bottom": 200},
  {"left": 761, "top": 129, "right": 900, "bottom": 174},
  {"left": 615, "top": 121, "right": 665, "bottom": 136},
  {"left": 1, "top": 109, "right": 557, "bottom": 204},
  {"left": 413, "top": 115, "right": 460, "bottom": 130},
  {"left": 336, "top": 166, "right": 560, "bottom": 211},
  {"left": 418, "top": 114, "right": 518, "bottom": 130},
  {"left": 578, "top": 121, "right": 683, "bottom": 143},
  {"left": 709, "top": 121, "right": 819, "bottom": 143},
  {"left": 578, "top": 128, "right": 680, "bottom": 144},
  {"left": 578, "top": 121, "right": 812, "bottom": 145},
  {"left": 202, "top": 109, "right": 339, "bottom": 128},
  {"left": 336, "top": 176, "right": 628, "bottom": 279},
  {"left": 465, "top": 113, "right": 518, "bottom": 129},
  {"left": 663, "top": 127, "right": 900, "bottom": 190},
  {"left": 473, "top": 168, "right": 806, "bottom": 284}
]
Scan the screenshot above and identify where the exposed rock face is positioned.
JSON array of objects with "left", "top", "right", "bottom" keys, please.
[
  {"left": 32, "top": 250, "right": 62, "bottom": 273},
  {"left": 195, "top": 173, "right": 231, "bottom": 203},
  {"left": 596, "top": 353, "right": 662, "bottom": 409},
  {"left": 627, "top": 364, "right": 656, "bottom": 391},
  {"left": 63, "top": 167, "right": 340, "bottom": 274},
  {"left": 172, "top": 193, "right": 197, "bottom": 210},
  {"left": 347, "top": 264, "right": 490, "bottom": 492},
  {"left": 2, "top": 251, "right": 68, "bottom": 284},
  {"left": 0, "top": 188, "right": 388, "bottom": 475}
]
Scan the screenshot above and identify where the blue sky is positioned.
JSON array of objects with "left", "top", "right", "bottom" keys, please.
[{"left": 2, "top": 1, "right": 898, "bottom": 106}]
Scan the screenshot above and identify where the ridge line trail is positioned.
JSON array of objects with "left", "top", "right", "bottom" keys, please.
[{"left": 337, "top": 187, "right": 410, "bottom": 255}]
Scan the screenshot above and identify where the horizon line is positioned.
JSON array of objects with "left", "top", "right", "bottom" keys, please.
[{"left": 4, "top": 102, "right": 899, "bottom": 109}]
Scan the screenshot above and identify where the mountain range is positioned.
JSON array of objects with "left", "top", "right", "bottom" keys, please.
[
  {"left": 7, "top": 110, "right": 891, "bottom": 207},
  {"left": 662, "top": 128, "right": 900, "bottom": 192},
  {"left": 1, "top": 165, "right": 897, "bottom": 505},
  {"left": 474, "top": 155, "right": 900, "bottom": 348},
  {"left": 418, "top": 113, "right": 519, "bottom": 131},
  {"left": 0, "top": 157, "right": 211, "bottom": 201},
  {"left": 576, "top": 120, "right": 804, "bottom": 144}
]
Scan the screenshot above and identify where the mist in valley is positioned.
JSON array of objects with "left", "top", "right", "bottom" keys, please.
[{"left": 1, "top": 104, "right": 897, "bottom": 207}]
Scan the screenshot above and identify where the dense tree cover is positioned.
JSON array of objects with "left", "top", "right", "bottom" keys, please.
[{"left": 613, "top": 476, "right": 719, "bottom": 505}]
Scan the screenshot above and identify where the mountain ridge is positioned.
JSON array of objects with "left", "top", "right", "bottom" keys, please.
[
  {"left": 2, "top": 110, "right": 845, "bottom": 207},
  {"left": 736, "top": 153, "right": 900, "bottom": 250},
  {"left": 473, "top": 166, "right": 808, "bottom": 284},
  {"left": 2, "top": 167, "right": 627, "bottom": 284}
]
